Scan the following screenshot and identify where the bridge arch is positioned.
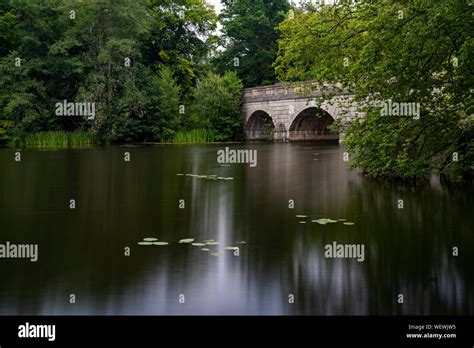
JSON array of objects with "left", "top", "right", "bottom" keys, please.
[
  {"left": 288, "top": 107, "right": 339, "bottom": 141},
  {"left": 245, "top": 110, "right": 275, "bottom": 140}
]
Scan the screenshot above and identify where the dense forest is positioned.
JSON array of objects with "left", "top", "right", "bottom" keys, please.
[{"left": 0, "top": 0, "right": 286, "bottom": 145}]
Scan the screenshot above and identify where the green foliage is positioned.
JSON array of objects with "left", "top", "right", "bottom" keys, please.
[
  {"left": 143, "top": 0, "right": 217, "bottom": 91},
  {"left": 215, "top": 0, "right": 290, "bottom": 87},
  {"left": 172, "top": 129, "right": 216, "bottom": 143},
  {"left": 0, "top": 0, "right": 223, "bottom": 145},
  {"left": 190, "top": 71, "right": 244, "bottom": 141},
  {"left": 20, "top": 131, "right": 98, "bottom": 148},
  {"left": 275, "top": 0, "right": 474, "bottom": 180},
  {"left": 146, "top": 66, "right": 182, "bottom": 141}
]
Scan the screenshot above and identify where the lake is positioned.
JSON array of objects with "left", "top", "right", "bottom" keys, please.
[{"left": 0, "top": 143, "right": 472, "bottom": 315}]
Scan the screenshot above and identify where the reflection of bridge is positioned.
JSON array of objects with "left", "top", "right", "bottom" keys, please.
[{"left": 242, "top": 83, "right": 363, "bottom": 142}]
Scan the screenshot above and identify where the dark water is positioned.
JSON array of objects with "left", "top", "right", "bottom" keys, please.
[{"left": 0, "top": 143, "right": 473, "bottom": 315}]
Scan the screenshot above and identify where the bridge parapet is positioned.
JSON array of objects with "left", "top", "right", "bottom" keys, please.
[
  {"left": 241, "top": 82, "right": 363, "bottom": 142},
  {"left": 242, "top": 83, "right": 350, "bottom": 103}
]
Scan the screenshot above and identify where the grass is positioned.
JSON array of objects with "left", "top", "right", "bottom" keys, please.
[
  {"left": 20, "top": 131, "right": 98, "bottom": 148},
  {"left": 172, "top": 129, "right": 217, "bottom": 143}
]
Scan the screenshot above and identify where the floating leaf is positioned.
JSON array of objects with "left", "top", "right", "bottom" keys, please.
[
  {"left": 327, "top": 219, "right": 338, "bottom": 223},
  {"left": 138, "top": 242, "right": 153, "bottom": 246},
  {"left": 202, "top": 239, "right": 214, "bottom": 243},
  {"left": 176, "top": 174, "right": 184, "bottom": 176},
  {"left": 192, "top": 243, "right": 206, "bottom": 247},
  {"left": 143, "top": 238, "right": 158, "bottom": 242},
  {"left": 224, "top": 246, "right": 238, "bottom": 250},
  {"left": 296, "top": 215, "right": 307, "bottom": 218},
  {"left": 206, "top": 241, "right": 220, "bottom": 245},
  {"left": 343, "top": 222, "right": 355, "bottom": 226},
  {"left": 201, "top": 248, "right": 210, "bottom": 251},
  {"left": 313, "top": 219, "right": 328, "bottom": 225},
  {"left": 210, "top": 252, "right": 221, "bottom": 256},
  {"left": 179, "top": 238, "right": 194, "bottom": 243},
  {"left": 153, "top": 242, "right": 169, "bottom": 246},
  {"left": 299, "top": 221, "right": 306, "bottom": 224}
]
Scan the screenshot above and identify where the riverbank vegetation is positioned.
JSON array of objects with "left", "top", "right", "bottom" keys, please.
[
  {"left": 0, "top": 0, "right": 247, "bottom": 147},
  {"left": 22, "top": 131, "right": 98, "bottom": 148},
  {"left": 275, "top": 0, "right": 473, "bottom": 180}
]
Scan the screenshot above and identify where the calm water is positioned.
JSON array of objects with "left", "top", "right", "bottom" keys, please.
[{"left": 0, "top": 143, "right": 473, "bottom": 315}]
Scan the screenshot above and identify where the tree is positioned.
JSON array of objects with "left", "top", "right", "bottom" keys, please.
[
  {"left": 143, "top": 0, "right": 217, "bottom": 92},
  {"left": 146, "top": 66, "right": 182, "bottom": 141},
  {"left": 275, "top": 0, "right": 474, "bottom": 180},
  {"left": 191, "top": 71, "right": 243, "bottom": 141},
  {"left": 215, "top": 0, "right": 290, "bottom": 87}
]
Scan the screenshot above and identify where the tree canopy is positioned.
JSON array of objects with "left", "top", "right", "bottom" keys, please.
[
  {"left": 0, "top": 0, "right": 243, "bottom": 143},
  {"left": 275, "top": 0, "right": 473, "bottom": 180},
  {"left": 215, "top": 0, "right": 290, "bottom": 87}
]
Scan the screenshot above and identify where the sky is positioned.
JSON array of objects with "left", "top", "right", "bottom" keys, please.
[{"left": 207, "top": 0, "right": 223, "bottom": 14}]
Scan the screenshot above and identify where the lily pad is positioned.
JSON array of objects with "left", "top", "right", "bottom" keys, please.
[
  {"left": 299, "top": 221, "right": 306, "bottom": 224},
  {"left": 138, "top": 242, "right": 153, "bottom": 246},
  {"left": 210, "top": 252, "right": 221, "bottom": 256},
  {"left": 153, "top": 242, "right": 169, "bottom": 246},
  {"left": 312, "top": 218, "right": 329, "bottom": 225},
  {"left": 143, "top": 238, "right": 158, "bottom": 242},
  {"left": 296, "top": 215, "right": 307, "bottom": 218},
  {"left": 191, "top": 243, "right": 206, "bottom": 247},
  {"left": 343, "top": 222, "right": 355, "bottom": 226},
  {"left": 327, "top": 219, "right": 338, "bottom": 223},
  {"left": 176, "top": 174, "right": 184, "bottom": 176},
  {"left": 201, "top": 248, "right": 210, "bottom": 251},
  {"left": 224, "top": 246, "right": 238, "bottom": 250},
  {"left": 206, "top": 241, "right": 220, "bottom": 245},
  {"left": 179, "top": 238, "right": 194, "bottom": 243},
  {"left": 202, "top": 239, "right": 214, "bottom": 243}
]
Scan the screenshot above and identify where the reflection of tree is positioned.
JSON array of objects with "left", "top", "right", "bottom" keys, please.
[
  {"left": 240, "top": 144, "right": 473, "bottom": 314},
  {"left": 342, "top": 177, "right": 474, "bottom": 314}
]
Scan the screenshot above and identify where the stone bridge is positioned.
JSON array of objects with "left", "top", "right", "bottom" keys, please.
[{"left": 242, "top": 83, "right": 363, "bottom": 142}]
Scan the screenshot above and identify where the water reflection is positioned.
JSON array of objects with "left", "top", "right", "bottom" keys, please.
[{"left": 0, "top": 144, "right": 472, "bottom": 315}]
